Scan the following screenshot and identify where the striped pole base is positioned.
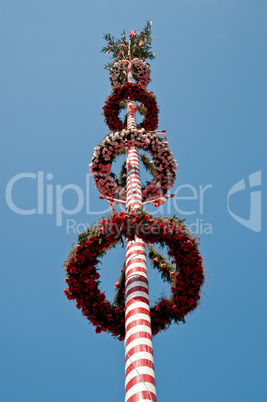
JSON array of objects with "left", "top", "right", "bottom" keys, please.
[
  {"left": 125, "top": 241, "right": 157, "bottom": 402},
  {"left": 125, "top": 143, "right": 157, "bottom": 402}
]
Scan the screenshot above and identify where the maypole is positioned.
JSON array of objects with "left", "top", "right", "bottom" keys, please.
[
  {"left": 63, "top": 20, "right": 204, "bottom": 402},
  {"left": 124, "top": 46, "right": 157, "bottom": 400}
]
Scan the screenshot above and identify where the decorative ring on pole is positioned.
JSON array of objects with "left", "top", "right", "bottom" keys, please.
[
  {"left": 89, "top": 128, "right": 177, "bottom": 201},
  {"left": 63, "top": 211, "right": 204, "bottom": 341},
  {"left": 103, "top": 82, "right": 159, "bottom": 131},
  {"left": 109, "top": 59, "right": 150, "bottom": 88}
]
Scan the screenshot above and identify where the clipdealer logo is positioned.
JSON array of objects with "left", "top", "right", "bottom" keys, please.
[
  {"left": 227, "top": 170, "right": 262, "bottom": 233},
  {"left": 4, "top": 170, "right": 262, "bottom": 234}
]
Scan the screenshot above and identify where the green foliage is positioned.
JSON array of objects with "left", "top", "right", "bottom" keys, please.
[
  {"left": 114, "top": 263, "right": 126, "bottom": 308},
  {"left": 140, "top": 152, "right": 159, "bottom": 181},
  {"left": 148, "top": 245, "right": 175, "bottom": 284},
  {"left": 101, "top": 20, "right": 155, "bottom": 69},
  {"left": 118, "top": 160, "right": 127, "bottom": 188}
]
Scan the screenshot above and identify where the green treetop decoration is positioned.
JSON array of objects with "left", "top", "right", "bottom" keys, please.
[{"left": 101, "top": 19, "right": 155, "bottom": 69}]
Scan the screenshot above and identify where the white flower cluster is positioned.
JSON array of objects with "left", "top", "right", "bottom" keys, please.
[
  {"left": 109, "top": 61, "right": 127, "bottom": 88},
  {"left": 109, "top": 59, "right": 150, "bottom": 89},
  {"left": 132, "top": 58, "right": 150, "bottom": 88},
  {"left": 89, "top": 128, "right": 177, "bottom": 201}
]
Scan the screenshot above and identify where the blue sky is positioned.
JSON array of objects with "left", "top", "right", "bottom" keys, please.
[{"left": 1, "top": 1, "right": 266, "bottom": 401}]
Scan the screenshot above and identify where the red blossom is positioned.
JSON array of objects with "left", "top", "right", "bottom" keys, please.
[{"left": 103, "top": 82, "right": 159, "bottom": 132}]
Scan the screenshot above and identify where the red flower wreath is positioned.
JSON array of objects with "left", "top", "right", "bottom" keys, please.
[
  {"left": 63, "top": 211, "right": 204, "bottom": 341},
  {"left": 102, "top": 82, "right": 159, "bottom": 131}
]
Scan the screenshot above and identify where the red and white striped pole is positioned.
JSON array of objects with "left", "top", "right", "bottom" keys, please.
[{"left": 124, "top": 55, "right": 157, "bottom": 402}]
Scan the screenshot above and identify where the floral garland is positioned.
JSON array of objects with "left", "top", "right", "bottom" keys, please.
[
  {"left": 109, "top": 58, "right": 151, "bottom": 89},
  {"left": 89, "top": 128, "right": 177, "bottom": 202},
  {"left": 63, "top": 210, "right": 204, "bottom": 341},
  {"left": 103, "top": 82, "right": 159, "bottom": 131}
]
